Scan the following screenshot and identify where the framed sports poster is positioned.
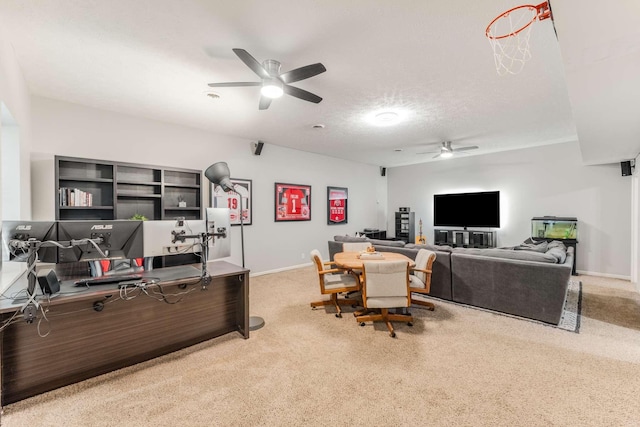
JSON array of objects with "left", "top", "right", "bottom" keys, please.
[
  {"left": 275, "top": 182, "right": 311, "bottom": 222},
  {"left": 210, "top": 178, "right": 252, "bottom": 226},
  {"left": 327, "top": 186, "right": 348, "bottom": 225}
]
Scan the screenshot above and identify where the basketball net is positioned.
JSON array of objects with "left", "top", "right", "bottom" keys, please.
[{"left": 486, "top": 2, "right": 551, "bottom": 75}]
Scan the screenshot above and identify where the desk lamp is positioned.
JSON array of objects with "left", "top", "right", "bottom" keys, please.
[{"left": 205, "top": 161, "right": 265, "bottom": 331}]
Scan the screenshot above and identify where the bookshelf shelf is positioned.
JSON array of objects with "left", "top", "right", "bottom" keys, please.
[{"left": 55, "top": 156, "right": 202, "bottom": 221}]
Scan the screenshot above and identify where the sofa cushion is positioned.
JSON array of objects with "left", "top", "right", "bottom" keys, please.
[
  {"left": 452, "top": 247, "right": 558, "bottom": 263},
  {"left": 334, "top": 235, "right": 368, "bottom": 243},
  {"left": 406, "top": 243, "right": 453, "bottom": 253}
]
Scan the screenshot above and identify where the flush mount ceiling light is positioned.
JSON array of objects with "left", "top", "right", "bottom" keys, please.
[
  {"left": 374, "top": 111, "right": 400, "bottom": 126},
  {"left": 205, "top": 91, "right": 221, "bottom": 99},
  {"left": 312, "top": 124, "right": 326, "bottom": 129}
]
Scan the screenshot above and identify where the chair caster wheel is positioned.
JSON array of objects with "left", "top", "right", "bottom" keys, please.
[
  {"left": 390, "top": 332, "right": 396, "bottom": 338},
  {"left": 335, "top": 313, "right": 342, "bottom": 318},
  {"left": 407, "top": 322, "right": 413, "bottom": 327},
  {"left": 360, "top": 322, "right": 365, "bottom": 327}
]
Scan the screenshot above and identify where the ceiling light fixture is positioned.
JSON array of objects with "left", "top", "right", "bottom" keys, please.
[
  {"left": 205, "top": 92, "right": 221, "bottom": 100},
  {"left": 374, "top": 111, "right": 400, "bottom": 126},
  {"left": 441, "top": 151, "right": 454, "bottom": 158},
  {"left": 312, "top": 124, "right": 325, "bottom": 129},
  {"left": 261, "top": 79, "right": 284, "bottom": 99}
]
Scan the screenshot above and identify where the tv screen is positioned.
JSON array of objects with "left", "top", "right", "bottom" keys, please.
[{"left": 433, "top": 191, "right": 500, "bottom": 228}]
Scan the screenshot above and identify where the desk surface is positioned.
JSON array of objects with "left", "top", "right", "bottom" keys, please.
[
  {"left": 334, "top": 251, "right": 415, "bottom": 270},
  {"left": 0, "top": 261, "right": 245, "bottom": 313}
]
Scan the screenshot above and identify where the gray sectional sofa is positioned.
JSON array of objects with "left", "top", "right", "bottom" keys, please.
[{"left": 328, "top": 235, "right": 574, "bottom": 324}]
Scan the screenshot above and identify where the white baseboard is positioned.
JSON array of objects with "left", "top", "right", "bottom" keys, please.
[
  {"left": 576, "top": 270, "right": 631, "bottom": 281},
  {"left": 250, "top": 262, "right": 311, "bottom": 277}
]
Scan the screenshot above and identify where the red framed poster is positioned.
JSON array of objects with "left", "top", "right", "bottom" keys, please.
[
  {"left": 210, "top": 178, "right": 252, "bottom": 226},
  {"left": 274, "top": 182, "right": 311, "bottom": 222},
  {"left": 327, "top": 186, "right": 348, "bottom": 225}
]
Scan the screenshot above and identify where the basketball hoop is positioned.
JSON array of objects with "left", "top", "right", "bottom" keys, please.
[{"left": 485, "top": 2, "right": 551, "bottom": 75}]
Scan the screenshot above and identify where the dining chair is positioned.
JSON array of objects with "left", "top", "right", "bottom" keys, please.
[
  {"left": 341, "top": 242, "right": 372, "bottom": 252},
  {"left": 409, "top": 249, "right": 436, "bottom": 310},
  {"left": 310, "top": 249, "right": 361, "bottom": 318},
  {"left": 356, "top": 260, "right": 413, "bottom": 337}
]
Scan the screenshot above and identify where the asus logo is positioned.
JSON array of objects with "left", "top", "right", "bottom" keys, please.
[
  {"left": 91, "top": 225, "right": 113, "bottom": 230},
  {"left": 16, "top": 225, "right": 32, "bottom": 231}
]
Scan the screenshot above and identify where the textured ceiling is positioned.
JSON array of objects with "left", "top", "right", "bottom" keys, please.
[{"left": 0, "top": 0, "right": 628, "bottom": 167}]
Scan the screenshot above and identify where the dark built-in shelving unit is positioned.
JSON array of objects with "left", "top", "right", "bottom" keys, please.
[
  {"left": 394, "top": 210, "right": 415, "bottom": 242},
  {"left": 55, "top": 156, "right": 202, "bottom": 221}
]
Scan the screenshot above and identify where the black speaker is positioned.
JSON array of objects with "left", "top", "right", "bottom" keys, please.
[
  {"left": 621, "top": 161, "right": 632, "bottom": 176},
  {"left": 37, "top": 270, "right": 60, "bottom": 295},
  {"left": 251, "top": 141, "right": 264, "bottom": 156},
  {"left": 380, "top": 167, "right": 386, "bottom": 177}
]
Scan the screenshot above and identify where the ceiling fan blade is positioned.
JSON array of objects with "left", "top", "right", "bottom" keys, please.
[
  {"left": 208, "top": 82, "right": 261, "bottom": 87},
  {"left": 259, "top": 96, "right": 272, "bottom": 110},
  {"left": 432, "top": 153, "right": 442, "bottom": 159},
  {"left": 417, "top": 150, "right": 439, "bottom": 155},
  {"left": 232, "top": 48, "right": 270, "bottom": 79},
  {"left": 280, "top": 63, "right": 327, "bottom": 84},
  {"left": 283, "top": 85, "right": 322, "bottom": 103},
  {"left": 452, "top": 145, "right": 479, "bottom": 152}
]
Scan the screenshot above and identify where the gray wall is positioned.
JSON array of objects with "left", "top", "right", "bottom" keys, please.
[
  {"left": 29, "top": 96, "right": 388, "bottom": 274},
  {"left": 387, "top": 141, "right": 631, "bottom": 278}
]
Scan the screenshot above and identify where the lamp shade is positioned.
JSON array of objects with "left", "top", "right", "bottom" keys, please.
[{"left": 205, "top": 162, "right": 234, "bottom": 192}]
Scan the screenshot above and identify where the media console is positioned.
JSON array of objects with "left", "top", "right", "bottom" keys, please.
[
  {"left": 0, "top": 261, "right": 249, "bottom": 405},
  {"left": 434, "top": 229, "right": 497, "bottom": 248}
]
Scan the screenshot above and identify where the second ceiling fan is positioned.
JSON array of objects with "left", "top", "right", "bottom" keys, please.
[
  {"left": 419, "top": 141, "right": 479, "bottom": 159},
  {"left": 208, "top": 48, "right": 326, "bottom": 110}
]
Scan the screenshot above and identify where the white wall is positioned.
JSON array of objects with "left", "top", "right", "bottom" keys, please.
[
  {"left": 0, "top": 26, "right": 32, "bottom": 221},
  {"left": 30, "top": 96, "right": 387, "bottom": 274},
  {"left": 387, "top": 141, "right": 631, "bottom": 278}
]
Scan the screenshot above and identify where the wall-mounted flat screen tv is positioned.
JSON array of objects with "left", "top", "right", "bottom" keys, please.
[{"left": 433, "top": 191, "right": 500, "bottom": 228}]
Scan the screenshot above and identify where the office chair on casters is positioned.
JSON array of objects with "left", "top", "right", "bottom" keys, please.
[
  {"left": 310, "top": 249, "right": 361, "bottom": 318},
  {"left": 357, "top": 260, "right": 413, "bottom": 338},
  {"left": 409, "top": 249, "right": 436, "bottom": 311}
]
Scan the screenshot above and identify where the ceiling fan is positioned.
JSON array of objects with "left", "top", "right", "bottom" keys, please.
[
  {"left": 208, "top": 48, "right": 326, "bottom": 110},
  {"left": 418, "top": 141, "right": 479, "bottom": 159}
]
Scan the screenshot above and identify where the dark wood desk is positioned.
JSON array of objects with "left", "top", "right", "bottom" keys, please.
[{"left": 0, "top": 261, "right": 249, "bottom": 405}]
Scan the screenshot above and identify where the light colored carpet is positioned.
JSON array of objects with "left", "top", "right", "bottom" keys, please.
[{"left": 2, "top": 267, "right": 639, "bottom": 426}]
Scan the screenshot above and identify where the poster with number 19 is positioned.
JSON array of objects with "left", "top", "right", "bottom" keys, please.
[{"left": 211, "top": 178, "right": 252, "bottom": 226}]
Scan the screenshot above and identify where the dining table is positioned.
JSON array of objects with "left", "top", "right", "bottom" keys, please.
[{"left": 333, "top": 251, "right": 416, "bottom": 270}]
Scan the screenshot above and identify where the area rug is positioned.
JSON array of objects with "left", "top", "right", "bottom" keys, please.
[
  {"left": 412, "top": 279, "right": 583, "bottom": 333},
  {"left": 556, "top": 279, "right": 582, "bottom": 333}
]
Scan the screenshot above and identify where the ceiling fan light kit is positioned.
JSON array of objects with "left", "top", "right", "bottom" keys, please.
[
  {"left": 261, "top": 79, "right": 284, "bottom": 98},
  {"left": 208, "top": 48, "right": 326, "bottom": 110}
]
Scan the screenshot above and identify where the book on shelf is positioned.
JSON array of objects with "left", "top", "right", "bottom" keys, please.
[{"left": 59, "top": 187, "right": 93, "bottom": 207}]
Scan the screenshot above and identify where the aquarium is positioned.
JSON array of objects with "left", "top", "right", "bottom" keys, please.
[{"left": 531, "top": 217, "right": 578, "bottom": 240}]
